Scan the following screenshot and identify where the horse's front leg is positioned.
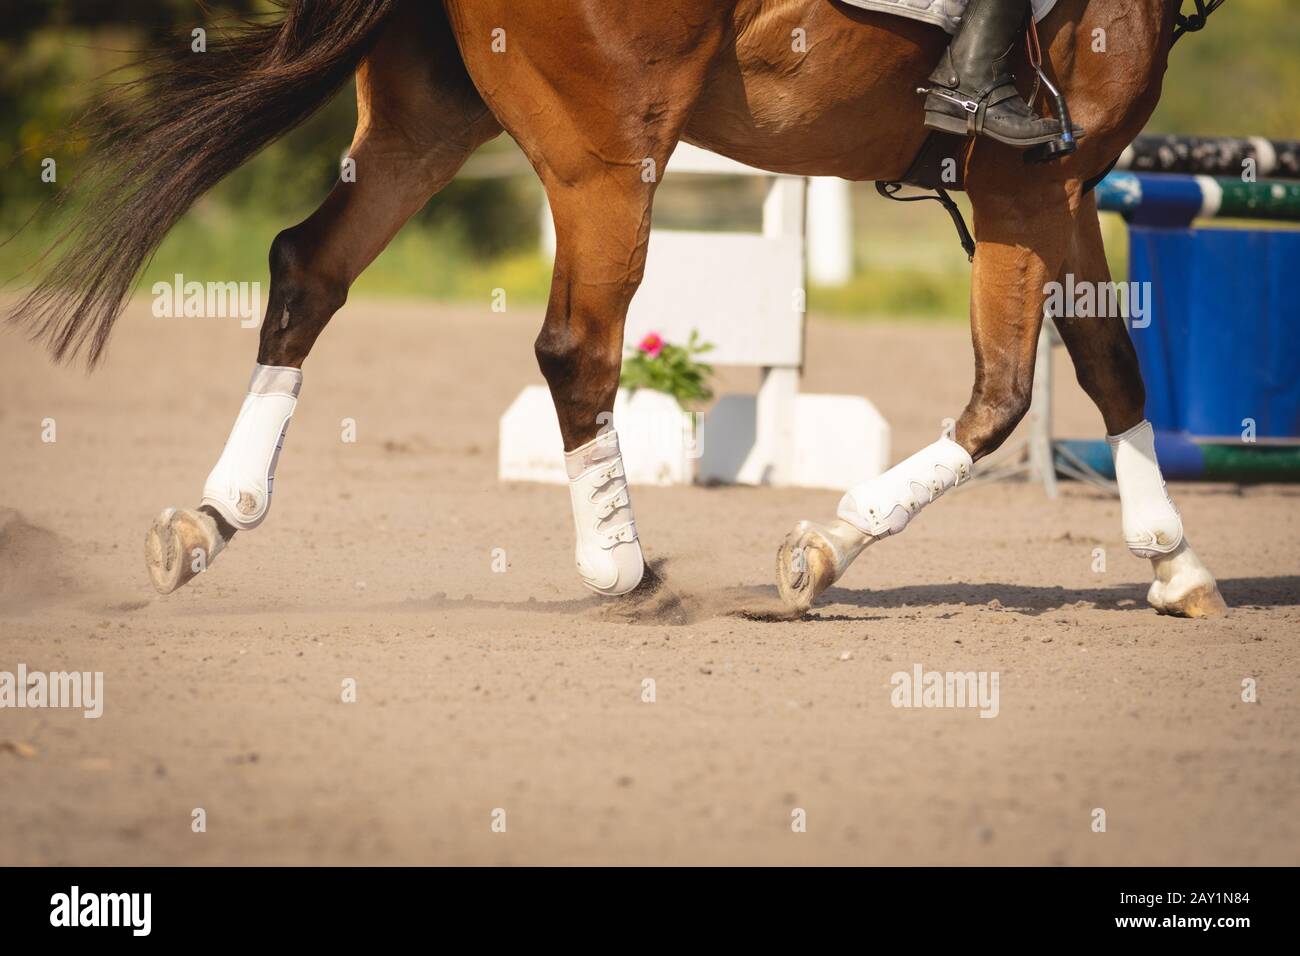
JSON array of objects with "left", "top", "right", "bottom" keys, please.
[{"left": 777, "top": 172, "right": 1071, "bottom": 611}]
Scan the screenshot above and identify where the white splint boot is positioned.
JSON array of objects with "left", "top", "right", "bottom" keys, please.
[
  {"left": 778, "top": 434, "right": 973, "bottom": 613},
  {"left": 1108, "top": 420, "right": 1226, "bottom": 617},
  {"left": 200, "top": 364, "right": 302, "bottom": 531},
  {"left": 837, "top": 435, "right": 973, "bottom": 537},
  {"left": 1108, "top": 420, "right": 1183, "bottom": 558},
  {"left": 565, "top": 429, "right": 645, "bottom": 596}
]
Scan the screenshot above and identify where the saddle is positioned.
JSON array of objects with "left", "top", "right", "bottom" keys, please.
[
  {"left": 860, "top": 0, "right": 1225, "bottom": 259},
  {"left": 850, "top": 0, "right": 1224, "bottom": 193},
  {"left": 837, "top": 0, "right": 1060, "bottom": 36}
]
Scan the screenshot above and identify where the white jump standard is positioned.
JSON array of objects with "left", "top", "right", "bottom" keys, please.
[{"left": 502, "top": 142, "right": 890, "bottom": 492}]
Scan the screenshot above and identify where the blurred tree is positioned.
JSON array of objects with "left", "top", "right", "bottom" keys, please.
[
  {"left": 0, "top": 0, "right": 538, "bottom": 258},
  {"left": 1153, "top": 0, "right": 1300, "bottom": 138}
]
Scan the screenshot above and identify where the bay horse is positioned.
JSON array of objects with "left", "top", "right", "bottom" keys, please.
[{"left": 7, "top": 0, "right": 1227, "bottom": 617}]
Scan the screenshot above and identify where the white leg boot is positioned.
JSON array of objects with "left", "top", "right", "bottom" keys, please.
[
  {"left": 777, "top": 434, "right": 973, "bottom": 611},
  {"left": 1109, "top": 420, "right": 1226, "bottom": 617},
  {"left": 200, "top": 364, "right": 302, "bottom": 530},
  {"left": 836, "top": 435, "right": 973, "bottom": 538},
  {"left": 146, "top": 364, "right": 300, "bottom": 595},
  {"left": 565, "top": 429, "right": 645, "bottom": 596},
  {"left": 1109, "top": 420, "right": 1183, "bottom": 558}
]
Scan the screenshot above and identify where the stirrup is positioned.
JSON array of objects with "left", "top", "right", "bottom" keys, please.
[{"left": 1022, "top": 62, "right": 1078, "bottom": 165}]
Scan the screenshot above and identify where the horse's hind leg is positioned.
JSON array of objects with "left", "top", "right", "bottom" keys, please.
[
  {"left": 1053, "top": 196, "right": 1226, "bottom": 617},
  {"left": 146, "top": 4, "right": 501, "bottom": 593}
]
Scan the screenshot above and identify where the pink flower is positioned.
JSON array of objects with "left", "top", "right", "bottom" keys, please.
[{"left": 638, "top": 332, "right": 664, "bottom": 358}]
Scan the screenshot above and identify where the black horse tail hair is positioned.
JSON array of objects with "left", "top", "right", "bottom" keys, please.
[{"left": 6, "top": 0, "right": 399, "bottom": 367}]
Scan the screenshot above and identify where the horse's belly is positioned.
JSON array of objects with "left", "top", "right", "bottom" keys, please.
[{"left": 683, "top": 0, "right": 947, "bottom": 180}]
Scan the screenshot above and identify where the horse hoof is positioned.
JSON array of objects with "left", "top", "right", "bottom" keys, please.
[
  {"left": 145, "top": 508, "right": 226, "bottom": 594},
  {"left": 1146, "top": 541, "right": 1228, "bottom": 619},
  {"left": 776, "top": 519, "right": 869, "bottom": 613},
  {"left": 1148, "top": 578, "right": 1228, "bottom": 618}
]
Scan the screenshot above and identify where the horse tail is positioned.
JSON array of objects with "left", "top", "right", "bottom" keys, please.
[{"left": 7, "top": 0, "right": 399, "bottom": 367}]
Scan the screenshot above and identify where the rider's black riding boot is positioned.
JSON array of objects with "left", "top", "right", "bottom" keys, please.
[{"left": 922, "top": 0, "right": 1071, "bottom": 149}]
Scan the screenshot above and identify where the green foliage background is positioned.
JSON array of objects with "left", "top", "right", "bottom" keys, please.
[{"left": 1, "top": 0, "right": 1297, "bottom": 316}]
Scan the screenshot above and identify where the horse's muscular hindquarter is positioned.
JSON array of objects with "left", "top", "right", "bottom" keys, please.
[{"left": 147, "top": 2, "right": 501, "bottom": 593}]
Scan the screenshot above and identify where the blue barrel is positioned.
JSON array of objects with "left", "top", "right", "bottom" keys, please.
[{"left": 1126, "top": 225, "right": 1300, "bottom": 440}]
